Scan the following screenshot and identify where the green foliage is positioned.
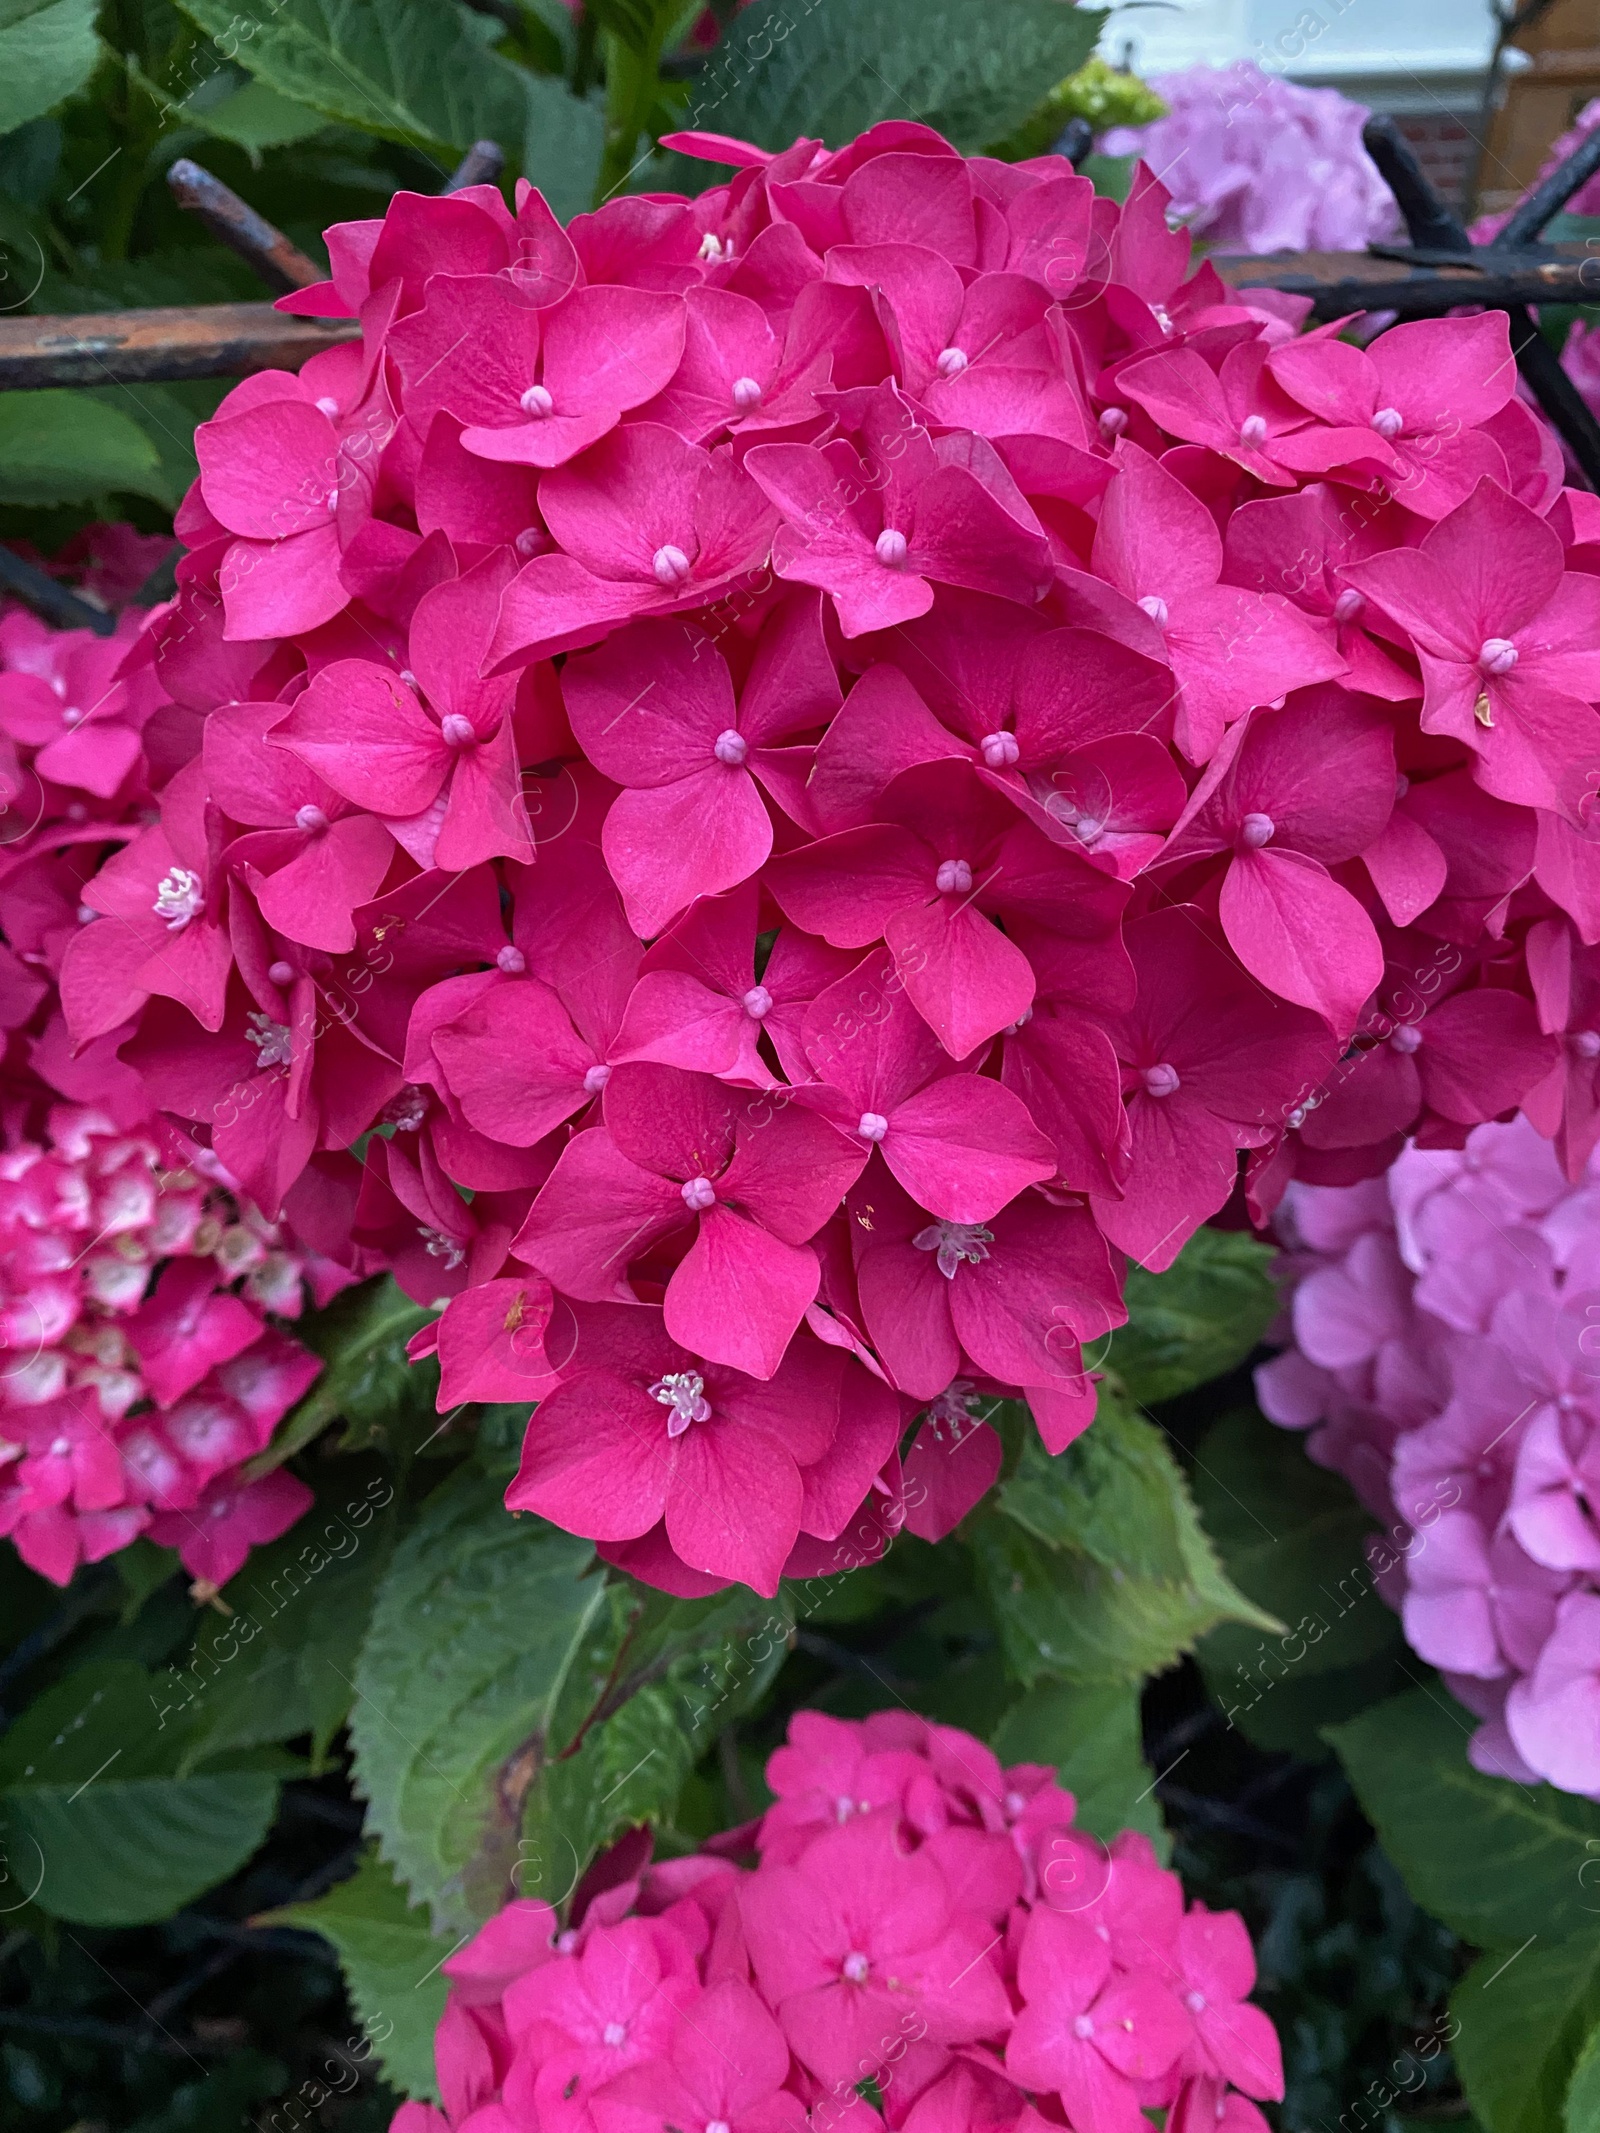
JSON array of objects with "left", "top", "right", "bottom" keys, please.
[
  {"left": 1332, "top": 1687, "right": 1600, "bottom": 2132},
  {"left": 1329, "top": 1687, "right": 1600, "bottom": 1951},
  {"left": 1567, "top": 2017, "right": 1600, "bottom": 2132},
  {"left": 678, "top": 0, "right": 1107, "bottom": 164},
  {"left": 349, "top": 1465, "right": 603, "bottom": 1933},
  {"left": 0, "top": 0, "right": 99, "bottom": 137},
  {"left": 266, "top": 1847, "right": 455, "bottom": 2103},
  {"left": 0, "top": 390, "right": 170, "bottom": 504},
  {"left": 160, "top": 1463, "right": 398, "bottom": 1767},
  {"left": 0, "top": 1661, "right": 281, "bottom": 1925},
  {"left": 989, "top": 53, "right": 1166, "bottom": 163},
  {"left": 1452, "top": 1940, "right": 1600, "bottom": 2133},
  {"left": 1193, "top": 1406, "right": 1409, "bottom": 1756},
  {"left": 244, "top": 1275, "right": 437, "bottom": 1476},
  {"left": 971, "top": 1385, "right": 1279, "bottom": 1687},
  {"left": 522, "top": 1580, "right": 788, "bottom": 1903},
  {"left": 991, "top": 1678, "right": 1167, "bottom": 1855},
  {"left": 1108, "top": 1227, "right": 1280, "bottom": 1404}
]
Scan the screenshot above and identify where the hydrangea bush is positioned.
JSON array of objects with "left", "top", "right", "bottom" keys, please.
[
  {"left": 1261, "top": 1115, "right": 1600, "bottom": 1799},
  {"left": 58, "top": 121, "right": 1600, "bottom": 1604},
  {"left": 394, "top": 1710, "right": 1283, "bottom": 2133}
]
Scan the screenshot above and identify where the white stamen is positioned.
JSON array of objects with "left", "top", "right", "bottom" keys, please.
[
  {"left": 842, "top": 1952, "right": 870, "bottom": 1984},
  {"left": 519, "top": 384, "right": 554, "bottom": 418},
  {"left": 602, "top": 2021, "right": 627, "bottom": 2048},
  {"left": 583, "top": 1063, "right": 612, "bottom": 1094},
  {"left": 936, "top": 347, "right": 969, "bottom": 378},
  {"left": 245, "top": 1011, "right": 293, "bottom": 1071},
  {"left": 1390, "top": 1024, "right": 1423, "bottom": 1054},
  {"left": 731, "top": 376, "right": 764, "bottom": 410},
  {"left": 913, "top": 1220, "right": 994, "bottom": 1280},
  {"left": 267, "top": 960, "right": 295, "bottom": 987},
  {"left": 1479, "top": 637, "right": 1518, "bottom": 676},
  {"left": 653, "top": 544, "right": 692, "bottom": 587},
  {"left": 1574, "top": 1030, "right": 1600, "bottom": 1059},
  {"left": 418, "top": 1225, "right": 466, "bottom": 1269},
  {"left": 857, "top": 1112, "right": 889, "bottom": 1142},
  {"left": 440, "top": 713, "right": 475, "bottom": 747},
  {"left": 1238, "top": 414, "right": 1268, "bottom": 447},
  {"left": 153, "top": 866, "right": 204, "bottom": 932},
  {"left": 1239, "top": 812, "right": 1275, "bottom": 848},
  {"left": 1098, "top": 407, "right": 1128, "bottom": 441},
  {"left": 1137, "top": 594, "right": 1169, "bottom": 629},
  {"left": 875, "top": 528, "right": 909, "bottom": 568},
  {"left": 1332, "top": 588, "right": 1364, "bottom": 624},
  {"left": 294, "top": 804, "right": 329, "bottom": 834},
  {"left": 681, "top": 1175, "right": 716, "bottom": 1212},
  {"left": 315, "top": 395, "right": 340, "bottom": 417},
  {"left": 713, "top": 729, "right": 748, "bottom": 766},
  {"left": 1371, "top": 406, "right": 1404, "bottom": 440},
  {"left": 742, "top": 986, "right": 773, "bottom": 1019},
  {"left": 935, "top": 858, "right": 973, "bottom": 895},
  {"left": 514, "top": 526, "right": 546, "bottom": 559},
  {"left": 650, "top": 1370, "right": 711, "bottom": 1436},
  {"left": 981, "top": 731, "right": 1019, "bottom": 769},
  {"left": 61, "top": 704, "right": 83, "bottom": 726},
  {"left": 1142, "top": 1062, "right": 1181, "bottom": 1098},
  {"left": 497, "top": 945, "right": 526, "bottom": 973}
]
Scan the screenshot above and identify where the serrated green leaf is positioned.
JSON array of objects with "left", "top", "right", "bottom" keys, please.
[
  {"left": 0, "top": 1662, "right": 279, "bottom": 1925},
  {"left": 1328, "top": 1687, "right": 1600, "bottom": 1949},
  {"left": 0, "top": 391, "right": 168, "bottom": 505},
  {"left": 174, "top": 0, "right": 531, "bottom": 157},
  {"left": 1452, "top": 1939, "right": 1600, "bottom": 2133},
  {"left": 991, "top": 1679, "right": 1168, "bottom": 1858},
  {"left": 676, "top": 0, "right": 1106, "bottom": 162},
  {"left": 1107, "top": 1228, "right": 1279, "bottom": 1405},
  {"left": 521, "top": 1579, "right": 787, "bottom": 1905},
  {"left": 350, "top": 1467, "right": 604, "bottom": 1934},
  {"left": 974, "top": 1387, "right": 1278, "bottom": 1686},
  {"left": 0, "top": 0, "right": 99, "bottom": 135},
  {"left": 264, "top": 1847, "right": 455, "bottom": 2102},
  {"left": 243, "top": 1275, "right": 434, "bottom": 1478}
]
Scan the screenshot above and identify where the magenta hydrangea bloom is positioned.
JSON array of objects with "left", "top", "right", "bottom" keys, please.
[
  {"left": 1102, "top": 62, "right": 1400, "bottom": 254},
  {"left": 1260, "top": 1116, "right": 1600, "bottom": 1797},
  {"left": 53, "top": 123, "right": 1600, "bottom": 1598},
  {"left": 393, "top": 1709, "right": 1282, "bottom": 2133}
]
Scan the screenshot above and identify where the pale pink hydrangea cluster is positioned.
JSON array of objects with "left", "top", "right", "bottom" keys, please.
[
  {"left": 0, "top": 596, "right": 361, "bottom": 1590},
  {"left": 393, "top": 1711, "right": 1283, "bottom": 2133},
  {"left": 1260, "top": 1116, "right": 1600, "bottom": 1798},
  {"left": 56, "top": 124, "right": 1600, "bottom": 1599},
  {"left": 1101, "top": 62, "right": 1399, "bottom": 253}
]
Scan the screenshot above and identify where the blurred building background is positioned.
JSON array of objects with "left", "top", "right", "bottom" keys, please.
[{"left": 1100, "top": 0, "right": 1600, "bottom": 211}]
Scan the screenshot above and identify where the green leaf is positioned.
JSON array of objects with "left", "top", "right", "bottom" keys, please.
[
  {"left": 265, "top": 1847, "right": 456, "bottom": 2103},
  {"left": 243, "top": 1275, "right": 435, "bottom": 1479},
  {"left": 0, "top": 0, "right": 99, "bottom": 136},
  {"left": 182, "top": 77, "right": 329, "bottom": 152},
  {"left": 0, "top": 1662, "right": 280, "bottom": 1926},
  {"left": 522, "top": 71, "right": 603, "bottom": 221},
  {"left": 174, "top": 0, "right": 534, "bottom": 157},
  {"left": 991, "top": 1680, "right": 1168, "bottom": 1857},
  {"left": 164, "top": 1464, "right": 398, "bottom": 1769},
  {"left": 1569, "top": 2019, "right": 1600, "bottom": 2133},
  {"left": 1107, "top": 1228, "right": 1279, "bottom": 1405},
  {"left": 0, "top": 390, "right": 168, "bottom": 505},
  {"left": 350, "top": 1467, "right": 604, "bottom": 1933},
  {"left": 1192, "top": 1406, "right": 1409, "bottom": 1754},
  {"left": 679, "top": 0, "right": 1107, "bottom": 161},
  {"left": 521, "top": 1580, "right": 788, "bottom": 1904},
  {"left": 1452, "top": 1939, "right": 1600, "bottom": 2133},
  {"left": 1328, "top": 1687, "right": 1600, "bottom": 1950},
  {"left": 972, "top": 1388, "right": 1279, "bottom": 1687}
]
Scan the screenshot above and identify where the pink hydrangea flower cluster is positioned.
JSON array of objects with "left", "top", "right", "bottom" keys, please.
[
  {"left": 60, "top": 123, "right": 1600, "bottom": 1599},
  {"left": 393, "top": 1709, "right": 1283, "bottom": 2133},
  {"left": 1259, "top": 1115, "right": 1600, "bottom": 1798},
  {"left": 1101, "top": 63, "right": 1399, "bottom": 253},
  {"left": 0, "top": 595, "right": 361, "bottom": 1591}
]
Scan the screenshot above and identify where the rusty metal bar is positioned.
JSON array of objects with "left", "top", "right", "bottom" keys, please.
[
  {"left": 1212, "top": 243, "right": 1600, "bottom": 316},
  {"left": 165, "top": 158, "right": 323, "bottom": 295},
  {"left": 0, "top": 303, "right": 357, "bottom": 387},
  {"left": 0, "top": 547, "right": 115, "bottom": 634}
]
